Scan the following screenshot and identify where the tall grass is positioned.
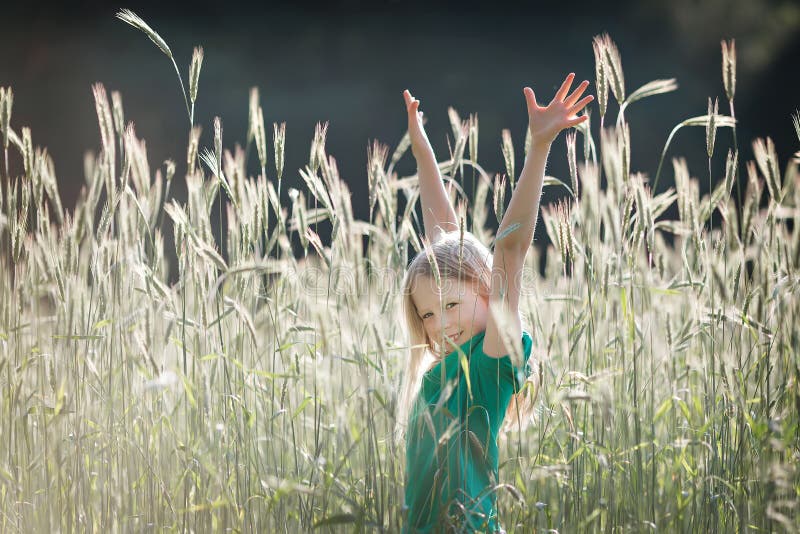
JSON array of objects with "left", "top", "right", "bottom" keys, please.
[{"left": 0, "top": 16, "right": 798, "bottom": 532}]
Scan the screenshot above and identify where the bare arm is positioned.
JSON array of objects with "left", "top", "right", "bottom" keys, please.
[
  {"left": 483, "top": 73, "right": 593, "bottom": 359},
  {"left": 403, "top": 90, "right": 458, "bottom": 243},
  {"left": 495, "top": 74, "right": 593, "bottom": 253}
]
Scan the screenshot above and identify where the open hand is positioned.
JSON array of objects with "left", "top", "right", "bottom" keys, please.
[
  {"left": 403, "top": 89, "right": 434, "bottom": 160},
  {"left": 524, "top": 73, "right": 593, "bottom": 147}
]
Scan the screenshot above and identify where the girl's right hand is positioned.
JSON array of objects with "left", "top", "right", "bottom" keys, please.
[
  {"left": 403, "top": 89, "right": 434, "bottom": 161},
  {"left": 524, "top": 73, "right": 593, "bottom": 148}
]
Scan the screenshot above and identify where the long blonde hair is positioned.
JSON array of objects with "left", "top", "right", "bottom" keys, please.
[{"left": 395, "top": 230, "right": 540, "bottom": 441}]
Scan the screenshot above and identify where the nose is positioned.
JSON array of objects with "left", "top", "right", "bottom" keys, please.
[{"left": 439, "top": 315, "right": 457, "bottom": 337}]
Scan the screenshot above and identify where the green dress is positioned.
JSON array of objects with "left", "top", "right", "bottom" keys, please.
[{"left": 403, "top": 330, "right": 533, "bottom": 532}]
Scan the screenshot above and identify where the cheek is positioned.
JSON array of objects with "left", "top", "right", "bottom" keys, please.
[
  {"left": 475, "top": 299, "right": 489, "bottom": 324},
  {"left": 422, "top": 320, "right": 437, "bottom": 338}
]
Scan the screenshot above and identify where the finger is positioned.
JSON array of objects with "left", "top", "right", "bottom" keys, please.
[
  {"left": 523, "top": 87, "right": 538, "bottom": 112},
  {"left": 554, "top": 73, "right": 576, "bottom": 102},
  {"left": 566, "top": 114, "right": 590, "bottom": 128},
  {"left": 568, "top": 95, "right": 594, "bottom": 116},
  {"left": 409, "top": 100, "right": 421, "bottom": 119},
  {"left": 564, "top": 80, "right": 590, "bottom": 108},
  {"left": 403, "top": 89, "right": 418, "bottom": 111}
]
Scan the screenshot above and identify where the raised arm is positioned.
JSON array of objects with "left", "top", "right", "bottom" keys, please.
[
  {"left": 483, "top": 73, "right": 593, "bottom": 358},
  {"left": 496, "top": 73, "right": 592, "bottom": 252},
  {"left": 403, "top": 90, "right": 459, "bottom": 243}
]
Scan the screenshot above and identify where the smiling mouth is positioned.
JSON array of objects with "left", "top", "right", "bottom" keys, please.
[{"left": 444, "top": 331, "right": 463, "bottom": 343}]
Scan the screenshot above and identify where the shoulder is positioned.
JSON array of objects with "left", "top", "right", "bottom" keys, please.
[
  {"left": 474, "top": 330, "right": 533, "bottom": 368},
  {"left": 470, "top": 331, "right": 534, "bottom": 392}
]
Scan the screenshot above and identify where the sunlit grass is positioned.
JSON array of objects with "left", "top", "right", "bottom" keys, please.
[{"left": 0, "top": 14, "right": 798, "bottom": 532}]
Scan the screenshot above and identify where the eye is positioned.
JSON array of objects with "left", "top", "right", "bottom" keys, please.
[
  {"left": 446, "top": 302, "right": 458, "bottom": 309},
  {"left": 421, "top": 312, "right": 432, "bottom": 320}
]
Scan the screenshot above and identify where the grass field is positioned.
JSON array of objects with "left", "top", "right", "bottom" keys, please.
[{"left": 0, "top": 16, "right": 798, "bottom": 532}]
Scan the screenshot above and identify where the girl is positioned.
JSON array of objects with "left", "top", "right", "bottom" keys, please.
[{"left": 397, "top": 74, "right": 593, "bottom": 532}]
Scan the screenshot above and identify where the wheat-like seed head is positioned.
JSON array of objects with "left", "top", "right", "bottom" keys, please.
[
  {"left": 367, "top": 140, "right": 388, "bottom": 219},
  {"left": 742, "top": 161, "right": 762, "bottom": 241},
  {"left": 724, "top": 149, "right": 738, "bottom": 197},
  {"left": 189, "top": 46, "right": 204, "bottom": 104},
  {"left": 706, "top": 98, "right": 719, "bottom": 159},
  {"left": 566, "top": 130, "right": 578, "bottom": 198},
  {"left": 621, "top": 186, "right": 635, "bottom": 246},
  {"left": 116, "top": 9, "right": 173, "bottom": 59},
  {"left": 721, "top": 39, "right": 736, "bottom": 102},
  {"left": 298, "top": 166, "right": 333, "bottom": 215},
  {"left": 22, "top": 127, "right": 33, "bottom": 180},
  {"left": 752, "top": 137, "right": 781, "bottom": 202},
  {"left": 254, "top": 107, "right": 267, "bottom": 170},
  {"left": 123, "top": 123, "right": 151, "bottom": 198},
  {"left": 310, "top": 122, "right": 328, "bottom": 175},
  {"left": 591, "top": 37, "right": 609, "bottom": 119},
  {"left": 577, "top": 108, "right": 592, "bottom": 162},
  {"left": 468, "top": 113, "right": 478, "bottom": 165},
  {"left": 632, "top": 174, "right": 654, "bottom": 252},
  {"left": 672, "top": 158, "right": 690, "bottom": 226},
  {"left": 187, "top": 126, "right": 201, "bottom": 174},
  {"left": 214, "top": 116, "right": 223, "bottom": 176},
  {"left": 542, "top": 204, "right": 563, "bottom": 266},
  {"left": 600, "top": 34, "right": 625, "bottom": 104},
  {"left": 164, "top": 159, "right": 176, "bottom": 184},
  {"left": 0, "top": 86, "right": 12, "bottom": 150},
  {"left": 493, "top": 173, "right": 507, "bottom": 224},
  {"left": 501, "top": 129, "right": 515, "bottom": 188},
  {"left": 472, "top": 174, "right": 489, "bottom": 238},
  {"left": 542, "top": 202, "right": 567, "bottom": 267},
  {"left": 447, "top": 107, "right": 462, "bottom": 141},
  {"left": 92, "top": 83, "right": 116, "bottom": 186},
  {"left": 11, "top": 177, "right": 29, "bottom": 263},
  {"left": 390, "top": 132, "right": 411, "bottom": 171},
  {"left": 200, "top": 147, "right": 235, "bottom": 209},
  {"left": 556, "top": 201, "right": 569, "bottom": 265},
  {"left": 448, "top": 121, "right": 469, "bottom": 181},
  {"left": 273, "top": 122, "right": 286, "bottom": 181},
  {"left": 289, "top": 188, "right": 309, "bottom": 250},
  {"left": 619, "top": 121, "right": 630, "bottom": 184},
  {"left": 111, "top": 91, "right": 125, "bottom": 138},
  {"left": 40, "top": 150, "right": 64, "bottom": 225},
  {"left": 601, "top": 260, "right": 610, "bottom": 297},
  {"left": 248, "top": 87, "right": 260, "bottom": 144},
  {"left": 563, "top": 202, "right": 576, "bottom": 263}
]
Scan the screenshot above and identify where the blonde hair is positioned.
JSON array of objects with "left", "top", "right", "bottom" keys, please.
[{"left": 395, "top": 230, "right": 540, "bottom": 441}]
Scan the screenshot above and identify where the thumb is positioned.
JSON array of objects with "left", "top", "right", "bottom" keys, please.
[
  {"left": 403, "top": 89, "right": 415, "bottom": 109},
  {"left": 523, "top": 87, "right": 538, "bottom": 112}
]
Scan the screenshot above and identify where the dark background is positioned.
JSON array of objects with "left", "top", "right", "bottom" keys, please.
[{"left": 2, "top": 0, "right": 799, "bottom": 259}]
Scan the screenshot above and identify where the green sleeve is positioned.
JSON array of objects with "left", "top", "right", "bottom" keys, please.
[{"left": 467, "top": 331, "right": 534, "bottom": 434}]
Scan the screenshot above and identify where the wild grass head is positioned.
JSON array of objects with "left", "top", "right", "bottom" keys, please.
[{"left": 0, "top": 10, "right": 798, "bottom": 532}]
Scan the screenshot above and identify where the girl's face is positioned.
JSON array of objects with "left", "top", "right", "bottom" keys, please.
[{"left": 411, "top": 275, "right": 489, "bottom": 355}]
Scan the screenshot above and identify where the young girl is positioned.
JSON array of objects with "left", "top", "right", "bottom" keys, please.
[{"left": 397, "top": 74, "right": 593, "bottom": 532}]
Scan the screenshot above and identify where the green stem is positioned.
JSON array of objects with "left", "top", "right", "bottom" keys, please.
[{"left": 169, "top": 57, "right": 191, "bottom": 127}]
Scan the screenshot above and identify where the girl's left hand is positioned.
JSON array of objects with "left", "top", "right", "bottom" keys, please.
[{"left": 524, "top": 73, "right": 594, "bottom": 147}]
